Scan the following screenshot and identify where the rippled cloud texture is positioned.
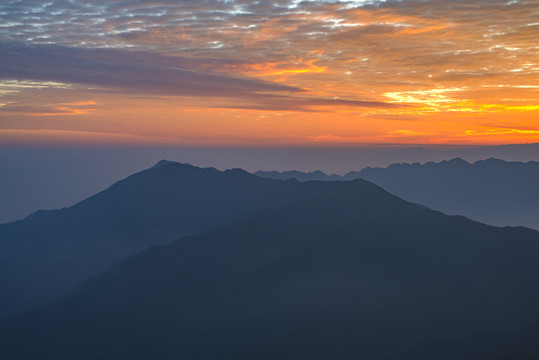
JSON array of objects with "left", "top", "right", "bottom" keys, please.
[{"left": 1, "top": 0, "right": 538, "bottom": 145}]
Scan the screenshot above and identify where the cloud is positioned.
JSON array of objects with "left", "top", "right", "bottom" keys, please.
[
  {"left": 0, "top": 43, "right": 298, "bottom": 97},
  {"left": 218, "top": 94, "right": 403, "bottom": 111},
  {"left": 0, "top": 99, "right": 97, "bottom": 116},
  {"left": 0, "top": 42, "right": 399, "bottom": 111},
  {"left": 2, "top": 1, "right": 537, "bottom": 88}
]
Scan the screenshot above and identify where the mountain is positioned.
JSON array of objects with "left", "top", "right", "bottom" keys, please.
[
  {"left": 2, "top": 180, "right": 539, "bottom": 359},
  {"left": 4, "top": 143, "right": 539, "bottom": 224},
  {"left": 384, "top": 322, "right": 539, "bottom": 360},
  {"left": 255, "top": 158, "right": 539, "bottom": 230},
  {"left": 351, "top": 158, "right": 539, "bottom": 230},
  {"left": 0, "top": 160, "right": 327, "bottom": 319}
]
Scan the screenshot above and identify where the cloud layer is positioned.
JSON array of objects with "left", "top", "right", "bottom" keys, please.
[
  {"left": 0, "top": 42, "right": 402, "bottom": 111},
  {"left": 0, "top": 0, "right": 538, "bottom": 144},
  {"left": 0, "top": 43, "right": 298, "bottom": 96}
]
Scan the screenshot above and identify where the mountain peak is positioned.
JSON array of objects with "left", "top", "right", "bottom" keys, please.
[
  {"left": 475, "top": 157, "right": 512, "bottom": 165},
  {"left": 151, "top": 159, "right": 191, "bottom": 169},
  {"left": 445, "top": 157, "right": 470, "bottom": 165}
]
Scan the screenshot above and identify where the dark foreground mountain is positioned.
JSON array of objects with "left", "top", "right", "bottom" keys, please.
[
  {"left": 0, "top": 160, "right": 330, "bottom": 319},
  {"left": 2, "top": 180, "right": 539, "bottom": 359},
  {"left": 256, "top": 158, "right": 539, "bottom": 230}
]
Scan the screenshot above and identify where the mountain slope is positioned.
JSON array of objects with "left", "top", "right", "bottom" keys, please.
[
  {"left": 352, "top": 158, "right": 539, "bottom": 230},
  {"left": 2, "top": 180, "right": 539, "bottom": 359},
  {"left": 0, "top": 161, "right": 323, "bottom": 319},
  {"left": 255, "top": 158, "right": 539, "bottom": 230}
]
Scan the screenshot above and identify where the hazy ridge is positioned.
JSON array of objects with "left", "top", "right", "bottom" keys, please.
[{"left": 256, "top": 158, "right": 539, "bottom": 230}]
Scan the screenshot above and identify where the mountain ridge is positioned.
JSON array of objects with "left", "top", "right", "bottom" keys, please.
[
  {"left": 255, "top": 157, "right": 539, "bottom": 230},
  {"left": 0, "top": 160, "right": 298, "bottom": 319}
]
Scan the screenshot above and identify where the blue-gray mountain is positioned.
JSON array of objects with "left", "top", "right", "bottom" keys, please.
[
  {"left": 1, "top": 177, "right": 539, "bottom": 359},
  {"left": 0, "top": 161, "right": 328, "bottom": 319},
  {"left": 255, "top": 158, "right": 539, "bottom": 230}
]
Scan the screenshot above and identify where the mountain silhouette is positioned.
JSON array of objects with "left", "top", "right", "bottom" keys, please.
[
  {"left": 2, "top": 180, "right": 539, "bottom": 359},
  {"left": 353, "top": 158, "right": 539, "bottom": 230},
  {"left": 383, "top": 322, "right": 539, "bottom": 360},
  {"left": 0, "top": 161, "right": 334, "bottom": 319},
  {"left": 256, "top": 158, "right": 539, "bottom": 230},
  {"left": 255, "top": 169, "right": 341, "bottom": 181}
]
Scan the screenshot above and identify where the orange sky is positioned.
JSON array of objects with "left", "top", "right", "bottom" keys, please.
[{"left": 1, "top": 0, "right": 538, "bottom": 146}]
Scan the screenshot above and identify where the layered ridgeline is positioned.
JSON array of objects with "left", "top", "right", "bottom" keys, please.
[
  {"left": 0, "top": 160, "right": 332, "bottom": 319},
  {"left": 255, "top": 158, "right": 539, "bottom": 230},
  {"left": 1, "top": 180, "right": 539, "bottom": 359}
]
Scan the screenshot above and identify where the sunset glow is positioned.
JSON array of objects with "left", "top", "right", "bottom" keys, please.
[{"left": 1, "top": 0, "right": 538, "bottom": 145}]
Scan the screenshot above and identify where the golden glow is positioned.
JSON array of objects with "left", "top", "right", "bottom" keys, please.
[
  {"left": 383, "top": 88, "right": 466, "bottom": 109},
  {"left": 239, "top": 59, "right": 327, "bottom": 77},
  {"left": 465, "top": 129, "right": 539, "bottom": 136},
  {"left": 29, "top": 101, "right": 97, "bottom": 116}
]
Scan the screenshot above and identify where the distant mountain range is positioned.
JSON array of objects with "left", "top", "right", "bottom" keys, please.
[
  {"left": 2, "top": 174, "right": 539, "bottom": 359},
  {"left": 3, "top": 143, "right": 539, "bottom": 224},
  {"left": 256, "top": 158, "right": 539, "bottom": 230}
]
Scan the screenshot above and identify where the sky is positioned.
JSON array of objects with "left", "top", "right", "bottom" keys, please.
[{"left": 1, "top": 0, "right": 538, "bottom": 146}]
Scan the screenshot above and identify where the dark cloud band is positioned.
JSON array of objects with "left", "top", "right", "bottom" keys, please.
[{"left": 0, "top": 43, "right": 400, "bottom": 111}]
